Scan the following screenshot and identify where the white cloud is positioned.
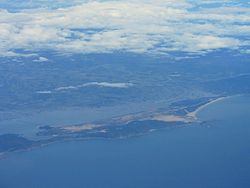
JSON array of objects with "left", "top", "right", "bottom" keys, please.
[
  {"left": 85, "top": 82, "right": 134, "bottom": 88},
  {"left": 0, "top": 0, "right": 249, "bottom": 56},
  {"left": 36, "top": 90, "right": 52, "bottom": 94},
  {"left": 38, "top": 82, "right": 134, "bottom": 94},
  {"left": 241, "top": 49, "right": 250, "bottom": 54},
  {"left": 33, "top": 57, "right": 49, "bottom": 62}
]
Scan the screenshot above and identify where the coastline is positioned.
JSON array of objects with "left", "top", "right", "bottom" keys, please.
[
  {"left": 1, "top": 94, "right": 250, "bottom": 188},
  {"left": 0, "top": 95, "right": 239, "bottom": 159},
  {"left": 187, "top": 95, "right": 240, "bottom": 120},
  {"left": 187, "top": 96, "right": 226, "bottom": 120}
]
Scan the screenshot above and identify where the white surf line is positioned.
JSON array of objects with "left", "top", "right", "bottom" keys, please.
[{"left": 187, "top": 97, "right": 227, "bottom": 120}]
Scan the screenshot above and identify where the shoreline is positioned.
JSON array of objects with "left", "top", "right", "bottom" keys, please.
[
  {"left": 0, "top": 95, "right": 240, "bottom": 159},
  {"left": 187, "top": 95, "right": 238, "bottom": 120}
]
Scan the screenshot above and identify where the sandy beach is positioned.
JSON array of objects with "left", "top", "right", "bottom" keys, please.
[{"left": 187, "top": 97, "right": 228, "bottom": 120}]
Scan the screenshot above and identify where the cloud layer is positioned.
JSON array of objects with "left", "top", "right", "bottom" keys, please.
[{"left": 0, "top": 0, "right": 249, "bottom": 57}]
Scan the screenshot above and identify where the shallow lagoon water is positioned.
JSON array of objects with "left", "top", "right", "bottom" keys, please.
[
  {"left": 0, "top": 95, "right": 250, "bottom": 188},
  {"left": 0, "top": 100, "right": 166, "bottom": 139}
]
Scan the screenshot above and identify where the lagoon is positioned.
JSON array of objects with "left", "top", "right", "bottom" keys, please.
[{"left": 0, "top": 95, "right": 250, "bottom": 188}]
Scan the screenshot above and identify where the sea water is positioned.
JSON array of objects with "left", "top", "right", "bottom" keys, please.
[{"left": 0, "top": 95, "right": 250, "bottom": 188}]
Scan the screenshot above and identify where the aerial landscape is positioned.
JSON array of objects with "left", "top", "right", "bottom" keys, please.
[{"left": 0, "top": 0, "right": 250, "bottom": 188}]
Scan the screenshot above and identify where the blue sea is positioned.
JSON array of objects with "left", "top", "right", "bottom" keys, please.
[{"left": 0, "top": 95, "right": 250, "bottom": 188}]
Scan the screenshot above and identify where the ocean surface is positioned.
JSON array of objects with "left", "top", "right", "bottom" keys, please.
[{"left": 0, "top": 95, "right": 250, "bottom": 188}]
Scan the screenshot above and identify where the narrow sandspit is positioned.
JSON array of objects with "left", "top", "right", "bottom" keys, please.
[{"left": 187, "top": 97, "right": 227, "bottom": 120}]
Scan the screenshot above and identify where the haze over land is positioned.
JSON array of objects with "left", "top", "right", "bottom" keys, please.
[{"left": 0, "top": 1, "right": 250, "bottom": 187}]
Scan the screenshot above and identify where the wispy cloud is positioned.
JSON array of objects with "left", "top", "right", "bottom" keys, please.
[
  {"left": 0, "top": 0, "right": 249, "bottom": 57},
  {"left": 36, "top": 82, "right": 134, "bottom": 94},
  {"left": 36, "top": 90, "right": 52, "bottom": 94},
  {"left": 33, "top": 56, "right": 49, "bottom": 62}
]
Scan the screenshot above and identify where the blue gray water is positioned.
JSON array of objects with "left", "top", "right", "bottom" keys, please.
[{"left": 0, "top": 95, "right": 250, "bottom": 188}]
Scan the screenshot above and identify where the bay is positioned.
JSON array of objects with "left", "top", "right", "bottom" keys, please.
[{"left": 0, "top": 95, "right": 250, "bottom": 188}]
